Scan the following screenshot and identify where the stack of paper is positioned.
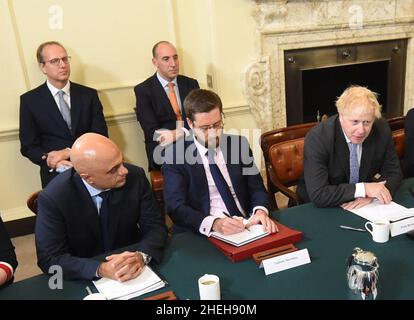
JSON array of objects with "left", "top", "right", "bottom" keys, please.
[
  {"left": 210, "top": 224, "right": 269, "bottom": 247},
  {"left": 93, "top": 266, "right": 166, "bottom": 300},
  {"left": 347, "top": 200, "right": 414, "bottom": 222}
]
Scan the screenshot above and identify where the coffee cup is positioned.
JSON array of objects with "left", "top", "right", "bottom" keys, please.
[
  {"left": 365, "top": 219, "right": 390, "bottom": 243},
  {"left": 198, "top": 274, "right": 220, "bottom": 300},
  {"left": 83, "top": 293, "right": 107, "bottom": 300}
]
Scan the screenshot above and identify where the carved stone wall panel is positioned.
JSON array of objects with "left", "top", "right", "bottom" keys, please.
[{"left": 244, "top": 0, "right": 414, "bottom": 130}]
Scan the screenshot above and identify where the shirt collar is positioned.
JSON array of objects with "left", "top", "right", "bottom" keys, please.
[
  {"left": 81, "top": 178, "right": 108, "bottom": 197},
  {"left": 156, "top": 72, "right": 177, "bottom": 88},
  {"left": 47, "top": 80, "right": 70, "bottom": 97},
  {"left": 193, "top": 134, "right": 221, "bottom": 157}
]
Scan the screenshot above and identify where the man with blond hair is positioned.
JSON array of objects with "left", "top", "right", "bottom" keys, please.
[{"left": 297, "top": 85, "right": 402, "bottom": 209}]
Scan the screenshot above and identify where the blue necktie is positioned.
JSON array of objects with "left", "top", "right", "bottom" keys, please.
[
  {"left": 98, "top": 191, "right": 111, "bottom": 252},
  {"left": 57, "top": 90, "right": 71, "bottom": 131},
  {"left": 207, "top": 150, "right": 242, "bottom": 216},
  {"left": 349, "top": 143, "right": 359, "bottom": 184}
]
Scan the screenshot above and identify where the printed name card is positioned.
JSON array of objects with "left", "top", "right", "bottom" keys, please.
[
  {"left": 262, "top": 248, "right": 311, "bottom": 276},
  {"left": 390, "top": 216, "right": 414, "bottom": 237}
]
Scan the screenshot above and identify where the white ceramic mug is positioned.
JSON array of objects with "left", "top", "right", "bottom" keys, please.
[
  {"left": 365, "top": 219, "right": 390, "bottom": 243},
  {"left": 198, "top": 274, "right": 220, "bottom": 300},
  {"left": 83, "top": 293, "right": 107, "bottom": 300}
]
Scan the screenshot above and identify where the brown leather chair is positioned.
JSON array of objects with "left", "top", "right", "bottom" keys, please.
[
  {"left": 150, "top": 170, "right": 174, "bottom": 231},
  {"left": 392, "top": 128, "right": 405, "bottom": 160},
  {"left": 27, "top": 190, "right": 42, "bottom": 215},
  {"left": 267, "top": 138, "right": 305, "bottom": 208},
  {"left": 150, "top": 170, "right": 164, "bottom": 209},
  {"left": 388, "top": 116, "right": 405, "bottom": 131},
  {"left": 260, "top": 122, "right": 317, "bottom": 209}
]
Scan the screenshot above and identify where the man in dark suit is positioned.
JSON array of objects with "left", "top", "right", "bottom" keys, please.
[
  {"left": 0, "top": 216, "right": 17, "bottom": 286},
  {"left": 19, "top": 41, "right": 108, "bottom": 188},
  {"left": 163, "top": 89, "right": 278, "bottom": 236},
  {"left": 297, "top": 86, "right": 402, "bottom": 209},
  {"left": 35, "top": 133, "right": 168, "bottom": 281},
  {"left": 134, "top": 41, "right": 199, "bottom": 170}
]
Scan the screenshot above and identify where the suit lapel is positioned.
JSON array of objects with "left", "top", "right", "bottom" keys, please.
[
  {"left": 40, "top": 83, "right": 71, "bottom": 135},
  {"left": 68, "top": 82, "right": 80, "bottom": 135},
  {"left": 220, "top": 135, "right": 245, "bottom": 212},
  {"left": 72, "top": 173, "right": 101, "bottom": 243},
  {"left": 107, "top": 187, "right": 123, "bottom": 250},
  {"left": 360, "top": 129, "right": 376, "bottom": 181},
  {"left": 151, "top": 74, "right": 175, "bottom": 118},
  {"left": 334, "top": 119, "right": 351, "bottom": 181},
  {"left": 187, "top": 138, "right": 210, "bottom": 212}
]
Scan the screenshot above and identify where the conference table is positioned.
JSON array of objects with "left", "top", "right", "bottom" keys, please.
[{"left": 1, "top": 179, "right": 414, "bottom": 300}]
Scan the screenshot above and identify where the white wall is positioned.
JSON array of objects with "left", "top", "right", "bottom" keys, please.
[{"left": 0, "top": 0, "right": 261, "bottom": 222}]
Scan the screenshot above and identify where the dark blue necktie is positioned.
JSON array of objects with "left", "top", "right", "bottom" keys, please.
[
  {"left": 349, "top": 142, "right": 359, "bottom": 184},
  {"left": 207, "top": 150, "right": 242, "bottom": 216},
  {"left": 98, "top": 191, "right": 111, "bottom": 252}
]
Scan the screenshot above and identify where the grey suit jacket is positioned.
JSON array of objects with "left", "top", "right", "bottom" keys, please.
[{"left": 297, "top": 115, "right": 402, "bottom": 207}]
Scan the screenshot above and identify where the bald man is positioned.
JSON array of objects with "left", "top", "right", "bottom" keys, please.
[
  {"left": 134, "top": 41, "right": 199, "bottom": 170},
  {"left": 35, "top": 133, "right": 167, "bottom": 281}
]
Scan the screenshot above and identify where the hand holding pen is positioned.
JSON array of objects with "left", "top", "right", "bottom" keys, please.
[{"left": 213, "top": 211, "right": 245, "bottom": 235}]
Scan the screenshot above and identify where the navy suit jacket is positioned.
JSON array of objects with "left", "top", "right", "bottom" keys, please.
[
  {"left": 19, "top": 81, "right": 108, "bottom": 187},
  {"left": 35, "top": 163, "right": 168, "bottom": 281},
  {"left": 162, "top": 134, "right": 271, "bottom": 234},
  {"left": 0, "top": 216, "right": 17, "bottom": 283},
  {"left": 134, "top": 73, "right": 199, "bottom": 170},
  {"left": 297, "top": 115, "right": 402, "bottom": 207}
]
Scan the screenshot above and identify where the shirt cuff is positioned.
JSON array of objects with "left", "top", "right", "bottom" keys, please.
[
  {"left": 252, "top": 206, "right": 269, "bottom": 216},
  {"left": 354, "top": 182, "right": 366, "bottom": 198},
  {"left": 0, "top": 262, "right": 14, "bottom": 282},
  {"left": 199, "top": 215, "right": 220, "bottom": 236},
  {"left": 180, "top": 127, "right": 190, "bottom": 137}
]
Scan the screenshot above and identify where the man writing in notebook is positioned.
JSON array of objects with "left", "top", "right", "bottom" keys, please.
[
  {"left": 35, "top": 133, "right": 167, "bottom": 281},
  {"left": 163, "top": 89, "right": 278, "bottom": 236}
]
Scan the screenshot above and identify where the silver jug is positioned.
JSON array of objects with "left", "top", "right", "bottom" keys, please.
[{"left": 346, "top": 247, "right": 379, "bottom": 300}]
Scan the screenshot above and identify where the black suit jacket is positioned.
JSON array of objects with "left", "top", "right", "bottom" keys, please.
[
  {"left": 19, "top": 81, "right": 108, "bottom": 187},
  {"left": 0, "top": 216, "right": 17, "bottom": 283},
  {"left": 162, "top": 134, "right": 271, "bottom": 234},
  {"left": 404, "top": 108, "right": 414, "bottom": 177},
  {"left": 35, "top": 163, "right": 168, "bottom": 280},
  {"left": 297, "top": 115, "right": 402, "bottom": 207},
  {"left": 134, "top": 73, "right": 199, "bottom": 170}
]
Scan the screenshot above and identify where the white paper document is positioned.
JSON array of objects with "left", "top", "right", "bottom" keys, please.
[
  {"left": 93, "top": 266, "right": 166, "bottom": 300},
  {"left": 210, "top": 224, "right": 269, "bottom": 247},
  {"left": 346, "top": 200, "right": 414, "bottom": 222}
]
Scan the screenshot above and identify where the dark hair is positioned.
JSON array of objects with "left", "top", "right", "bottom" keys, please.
[
  {"left": 184, "top": 89, "right": 223, "bottom": 121},
  {"left": 152, "top": 41, "right": 172, "bottom": 58},
  {"left": 36, "top": 41, "right": 65, "bottom": 63}
]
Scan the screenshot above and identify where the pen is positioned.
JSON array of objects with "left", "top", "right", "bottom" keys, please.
[
  {"left": 339, "top": 225, "right": 366, "bottom": 232},
  {"left": 222, "top": 211, "right": 250, "bottom": 231}
]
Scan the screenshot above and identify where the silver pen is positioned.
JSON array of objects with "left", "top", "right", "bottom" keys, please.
[{"left": 339, "top": 225, "right": 366, "bottom": 232}]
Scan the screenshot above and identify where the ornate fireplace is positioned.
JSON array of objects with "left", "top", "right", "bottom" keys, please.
[{"left": 243, "top": 0, "right": 414, "bottom": 131}]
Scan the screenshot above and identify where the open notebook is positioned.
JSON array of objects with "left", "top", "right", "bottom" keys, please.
[
  {"left": 93, "top": 266, "right": 166, "bottom": 300},
  {"left": 210, "top": 224, "right": 269, "bottom": 247}
]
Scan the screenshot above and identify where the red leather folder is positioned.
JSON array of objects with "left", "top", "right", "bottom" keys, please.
[{"left": 207, "top": 222, "right": 303, "bottom": 262}]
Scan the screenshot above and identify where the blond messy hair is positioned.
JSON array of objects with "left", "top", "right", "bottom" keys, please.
[{"left": 336, "top": 85, "right": 382, "bottom": 119}]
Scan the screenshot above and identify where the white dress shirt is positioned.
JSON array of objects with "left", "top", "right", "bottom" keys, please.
[{"left": 193, "top": 137, "right": 268, "bottom": 236}]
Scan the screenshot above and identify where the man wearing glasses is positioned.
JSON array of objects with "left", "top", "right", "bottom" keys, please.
[
  {"left": 162, "top": 89, "right": 278, "bottom": 236},
  {"left": 19, "top": 41, "right": 108, "bottom": 187}
]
